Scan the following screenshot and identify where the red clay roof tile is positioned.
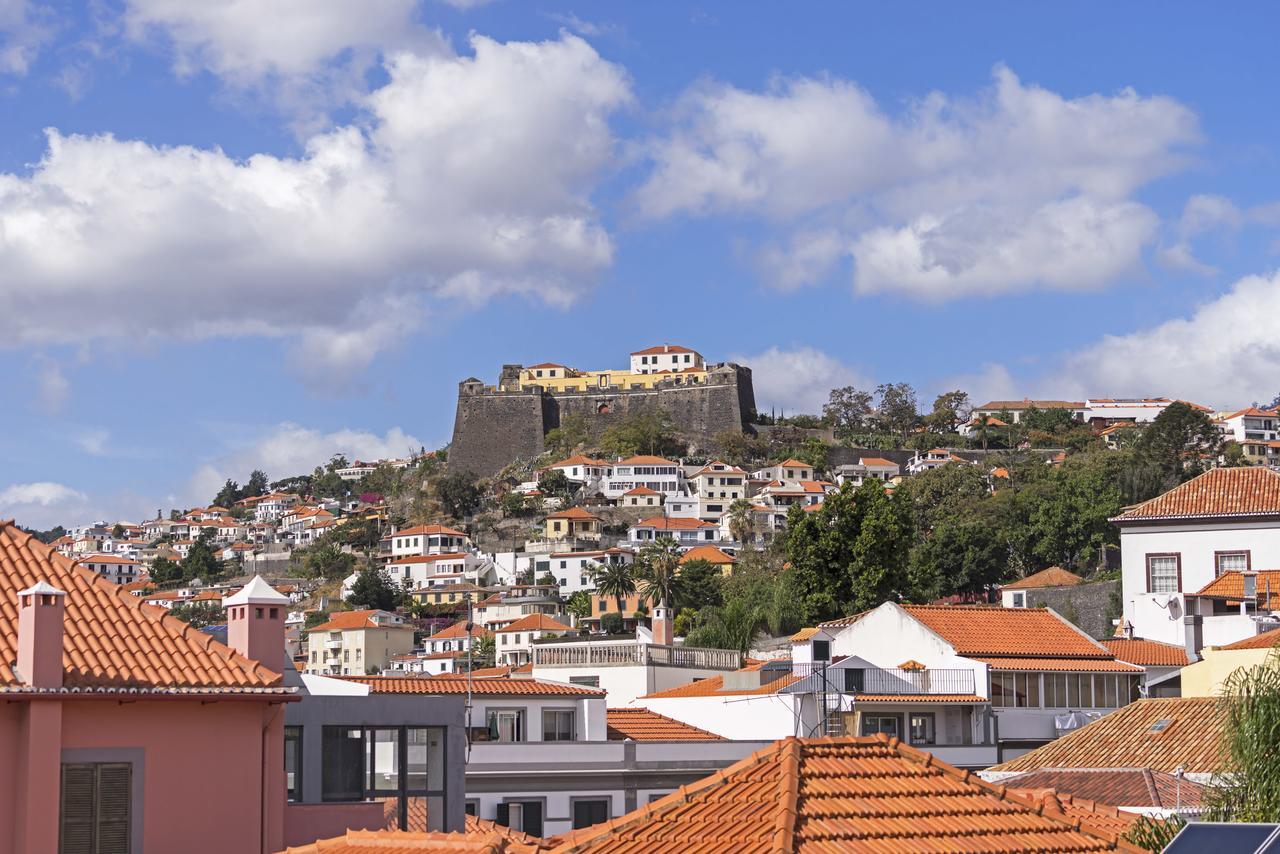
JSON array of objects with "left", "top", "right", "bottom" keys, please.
[
  {"left": 1001, "top": 566, "right": 1085, "bottom": 590},
  {"left": 1005, "top": 768, "right": 1206, "bottom": 809},
  {"left": 1114, "top": 466, "right": 1280, "bottom": 521},
  {"left": 342, "top": 676, "right": 603, "bottom": 697},
  {"left": 605, "top": 708, "right": 723, "bottom": 741},
  {"left": 1100, "top": 638, "right": 1190, "bottom": 666},
  {"left": 901, "top": 604, "right": 1112, "bottom": 659}
]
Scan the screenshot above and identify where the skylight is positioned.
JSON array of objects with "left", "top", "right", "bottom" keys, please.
[{"left": 1149, "top": 718, "right": 1173, "bottom": 733}]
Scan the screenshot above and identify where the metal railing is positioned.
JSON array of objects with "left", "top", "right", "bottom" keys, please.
[
  {"left": 532, "top": 641, "right": 742, "bottom": 670},
  {"left": 791, "top": 664, "right": 975, "bottom": 696}
]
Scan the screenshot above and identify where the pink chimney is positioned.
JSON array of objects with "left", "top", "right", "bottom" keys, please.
[
  {"left": 17, "top": 580, "right": 66, "bottom": 689},
  {"left": 651, "top": 602, "right": 673, "bottom": 647},
  {"left": 223, "top": 575, "right": 289, "bottom": 674}
]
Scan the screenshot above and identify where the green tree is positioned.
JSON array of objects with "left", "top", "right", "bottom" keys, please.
[
  {"left": 591, "top": 561, "right": 637, "bottom": 616},
  {"left": 1222, "top": 441, "right": 1248, "bottom": 467},
  {"left": 470, "top": 635, "right": 496, "bottom": 668},
  {"left": 923, "top": 390, "right": 970, "bottom": 434},
  {"left": 168, "top": 601, "right": 225, "bottom": 628},
  {"left": 600, "top": 612, "right": 624, "bottom": 634},
  {"left": 244, "top": 469, "right": 269, "bottom": 498},
  {"left": 111, "top": 523, "right": 125, "bottom": 539},
  {"left": 437, "top": 472, "right": 482, "bottom": 519},
  {"left": 346, "top": 566, "right": 402, "bottom": 611},
  {"left": 684, "top": 598, "right": 766, "bottom": 653},
  {"left": 875, "top": 382, "right": 919, "bottom": 442},
  {"left": 636, "top": 538, "right": 682, "bottom": 611},
  {"left": 565, "top": 590, "right": 592, "bottom": 621},
  {"left": 538, "top": 469, "right": 574, "bottom": 500},
  {"left": 544, "top": 412, "right": 591, "bottom": 458},
  {"left": 213, "top": 478, "right": 240, "bottom": 508},
  {"left": 334, "top": 517, "right": 382, "bottom": 554},
  {"left": 181, "top": 537, "right": 221, "bottom": 582},
  {"left": 712, "top": 430, "right": 769, "bottom": 467},
  {"left": 304, "top": 610, "right": 330, "bottom": 630},
  {"left": 823, "top": 386, "right": 874, "bottom": 439},
  {"left": 302, "top": 542, "right": 356, "bottom": 580},
  {"left": 907, "top": 515, "right": 1009, "bottom": 602},
  {"left": 726, "top": 498, "right": 755, "bottom": 546},
  {"left": 311, "top": 466, "right": 349, "bottom": 500},
  {"left": 599, "top": 409, "right": 685, "bottom": 459},
  {"left": 150, "top": 557, "right": 181, "bottom": 585},
  {"left": 674, "top": 558, "right": 723, "bottom": 611},
  {"left": 1203, "top": 652, "right": 1280, "bottom": 822},
  {"left": 1136, "top": 401, "right": 1221, "bottom": 482}
]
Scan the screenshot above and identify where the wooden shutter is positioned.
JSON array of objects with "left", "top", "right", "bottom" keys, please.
[
  {"left": 96, "top": 764, "right": 131, "bottom": 854},
  {"left": 495, "top": 803, "right": 510, "bottom": 828},
  {"left": 59, "top": 762, "right": 130, "bottom": 854},
  {"left": 60, "top": 765, "right": 95, "bottom": 854}
]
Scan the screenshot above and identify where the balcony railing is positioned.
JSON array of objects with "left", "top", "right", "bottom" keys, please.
[
  {"left": 532, "top": 641, "right": 742, "bottom": 670},
  {"left": 792, "top": 664, "right": 976, "bottom": 696}
]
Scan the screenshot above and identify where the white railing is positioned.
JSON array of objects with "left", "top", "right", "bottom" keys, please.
[{"left": 532, "top": 642, "right": 742, "bottom": 670}]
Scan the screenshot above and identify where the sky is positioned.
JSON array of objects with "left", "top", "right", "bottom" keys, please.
[{"left": 3, "top": 1, "right": 1280, "bottom": 528}]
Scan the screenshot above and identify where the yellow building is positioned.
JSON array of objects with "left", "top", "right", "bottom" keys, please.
[
  {"left": 304, "top": 609, "right": 414, "bottom": 676},
  {"left": 1181, "top": 628, "right": 1280, "bottom": 696},
  {"left": 544, "top": 507, "right": 602, "bottom": 542},
  {"left": 411, "top": 582, "right": 483, "bottom": 607},
  {"left": 515, "top": 347, "right": 708, "bottom": 392}
]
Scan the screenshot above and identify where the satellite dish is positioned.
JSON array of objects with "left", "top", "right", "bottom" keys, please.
[{"left": 1154, "top": 594, "right": 1171, "bottom": 608}]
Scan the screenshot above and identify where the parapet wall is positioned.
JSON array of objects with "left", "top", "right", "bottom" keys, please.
[{"left": 448, "top": 364, "right": 756, "bottom": 478}]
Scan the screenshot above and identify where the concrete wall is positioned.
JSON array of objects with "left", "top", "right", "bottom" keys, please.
[
  {"left": 633, "top": 692, "right": 802, "bottom": 740},
  {"left": 1182, "top": 645, "right": 1275, "bottom": 696},
  {"left": 1025, "top": 581, "right": 1120, "bottom": 639}
]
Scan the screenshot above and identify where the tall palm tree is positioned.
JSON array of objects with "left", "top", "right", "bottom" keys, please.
[
  {"left": 726, "top": 498, "right": 754, "bottom": 547},
  {"left": 590, "top": 560, "right": 637, "bottom": 616},
  {"left": 637, "top": 537, "right": 683, "bottom": 611}
]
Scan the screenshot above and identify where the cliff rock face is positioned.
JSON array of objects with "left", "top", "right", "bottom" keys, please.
[{"left": 448, "top": 364, "right": 756, "bottom": 478}]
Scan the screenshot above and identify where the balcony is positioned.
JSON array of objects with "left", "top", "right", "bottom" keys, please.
[
  {"left": 792, "top": 665, "right": 977, "bottom": 696},
  {"left": 325, "top": 639, "right": 344, "bottom": 650},
  {"left": 532, "top": 641, "right": 742, "bottom": 670}
]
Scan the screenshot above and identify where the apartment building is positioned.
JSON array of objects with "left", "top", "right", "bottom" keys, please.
[
  {"left": 627, "top": 517, "right": 720, "bottom": 547},
  {"left": 77, "top": 553, "right": 141, "bottom": 585},
  {"left": 688, "top": 461, "right": 747, "bottom": 522},
  {"left": 305, "top": 609, "right": 414, "bottom": 676},
  {"left": 495, "top": 614, "right": 574, "bottom": 665}
]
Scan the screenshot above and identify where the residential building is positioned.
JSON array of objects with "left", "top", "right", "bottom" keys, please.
[
  {"left": 543, "top": 507, "right": 602, "bottom": 543},
  {"left": 688, "top": 461, "right": 747, "bottom": 521},
  {"left": 77, "top": 553, "right": 141, "bottom": 585},
  {"left": 304, "top": 609, "right": 415, "bottom": 676},
  {"left": 495, "top": 614, "right": 574, "bottom": 665},
  {"left": 1181, "top": 627, "right": 1280, "bottom": 696},
  {"left": 627, "top": 517, "right": 719, "bottom": 547},
  {"left": 906, "top": 448, "right": 968, "bottom": 475},
  {"left": 679, "top": 544, "right": 736, "bottom": 576},
  {"left": 971, "top": 399, "right": 1087, "bottom": 424},
  {"left": 1100, "top": 637, "right": 1189, "bottom": 698},
  {"left": 0, "top": 523, "right": 296, "bottom": 853},
  {"left": 630, "top": 344, "right": 704, "bottom": 375},
  {"left": 409, "top": 582, "right": 483, "bottom": 609},
  {"left": 255, "top": 492, "right": 301, "bottom": 522},
  {"left": 531, "top": 635, "right": 743, "bottom": 706},
  {"left": 1113, "top": 466, "right": 1280, "bottom": 652},
  {"left": 999, "top": 566, "right": 1084, "bottom": 608},
  {"left": 599, "top": 456, "right": 684, "bottom": 500},
  {"left": 1220, "top": 407, "right": 1280, "bottom": 443},
  {"left": 582, "top": 591, "right": 647, "bottom": 633},
  {"left": 750, "top": 459, "right": 815, "bottom": 483},
  {"left": 1084, "top": 397, "right": 1209, "bottom": 426},
  {"left": 754, "top": 478, "right": 833, "bottom": 509},
  {"left": 832, "top": 457, "right": 900, "bottom": 487},
  {"left": 377, "top": 552, "right": 493, "bottom": 593},
  {"left": 389, "top": 524, "right": 470, "bottom": 559},
  {"left": 533, "top": 548, "right": 634, "bottom": 595},
  {"left": 473, "top": 586, "right": 565, "bottom": 630},
  {"left": 543, "top": 455, "right": 608, "bottom": 486},
  {"left": 618, "top": 485, "right": 663, "bottom": 508}
]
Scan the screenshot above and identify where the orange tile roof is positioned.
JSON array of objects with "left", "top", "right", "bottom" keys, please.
[
  {"left": 631, "top": 344, "right": 695, "bottom": 355},
  {"left": 495, "top": 614, "right": 573, "bottom": 634},
  {"left": 1224, "top": 406, "right": 1277, "bottom": 419},
  {"left": 605, "top": 708, "right": 723, "bottom": 741},
  {"left": 620, "top": 486, "right": 659, "bottom": 496},
  {"left": 549, "top": 455, "right": 607, "bottom": 468},
  {"left": 1100, "top": 638, "right": 1190, "bottom": 666},
  {"left": 1001, "top": 566, "right": 1084, "bottom": 590},
  {"left": 342, "top": 676, "right": 603, "bottom": 696},
  {"left": 306, "top": 610, "right": 410, "bottom": 633},
  {"left": 1114, "top": 466, "right": 1280, "bottom": 521},
  {"left": 614, "top": 455, "right": 679, "bottom": 466},
  {"left": 790, "top": 627, "right": 820, "bottom": 642},
  {"left": 0, "top": 522, "right": 282, "bottom": 693},
  {"left": 388, "top": 553, "right": 471, "bottom": 564},
  {"left": 1219, "top": 627, "right": 1280, "bottom": 650},
  {"left": 1005, "top": 768, "right": 1206, "bottom": 809},
  {"left": 858, "top": 457, "right": 898, "bottom": 467},
  {"left": 901, "top": 604, "right": 1112, "bottom": 659},
  {"left": 633, "top": 516, "right": 716, "bottom": 530},
  {"left": 977, "top": 399, "right": 1086, "bottom": 410},
  {"left": 640, "top": 671, "right": 801, "bottom": 699},
  {"left": 279, "top": 825, "right": 549, "bottom": 853},
  {"left": 395, "top": 524, "right": 467, "bottom": 538},
  {"left": 76, "top": 554, "right": 139, "bottom": 565},
  {"left": 1008, "top": 791, "right": 1138, "bottom": 834},
  {"left": 428, "top": 620, "right": 492, "bottom": 641},
  {"left": 552, "top": 736, "right": 1139, "bottom": 852},
  {"left": 679, "top": 545, "right": 735, "bottom": 565},
  {"left": 775, "top": 458, "right": 812, "bottom": 469},
  {"left": 974, "top": 657, "right": 1142, "bottom": 673},
  {"left": 545, "top": 507, "right": 602, "bottom": 521},
  {"left": 1194, "top": 569, "right": 1280, "bottom": 608},
  {"left": 990, "top": 697, "right": 1227, "bottom": 774}
]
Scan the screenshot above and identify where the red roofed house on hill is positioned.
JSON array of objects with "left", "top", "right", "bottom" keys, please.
[{"left": 1113, "top": 466, "right": 1280, "bottom": 657}]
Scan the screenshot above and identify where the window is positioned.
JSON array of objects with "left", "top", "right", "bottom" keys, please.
[
  {"left": 991, "top": 672, "right": 1039, "bottom": 707},
  {"left": 487, "top": 710, "right": 526, "bottom": 742},
  {"left": 60, "top": 762, "right": 131, "bottom": 854},
  {"left": 572, "top": 799, "right": 609, "bottom": 829},
  {"left": 496, "top": 801, "right": 543, "bottom": 837},
  {"left": 570, "top": 676, "right": 600, "bottom": 688},
  {"left": 285, "top": 726, "right": 302, "bottom": 802},
  {"left": 1011, "top": 592, "right": 1025, "bottom": 608},
  {"left": 1146, "top": 554, "right": 1181, "bottom": 593},
  {"left": 861, "top": 715, "right": 900, "bottom": 738},
  {"left": 810, "top": 639, "right": 831, "bottom": 662},
  {"left": 909, "top": 713, "right": 936, "bottom": 745},
  {"left": 1216, "top": 551, "right": 1250, "bottom": 576},
  {"left": 843, "top": 668, "right": 865, "bottom": 693},
  {"left": 543, "top": 709, "right": 575, "bottom": 742},
  {"left": 322, "top": 726, "right": 447, "bottom": 831}
]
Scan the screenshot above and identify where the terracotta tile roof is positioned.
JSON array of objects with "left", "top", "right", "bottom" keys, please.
[
  {"left": 854, "top": 694, "right": 988, "bottom": 703},
  {"left": 977, "top": 399, "right": 1086, "bottom": 410},
  {"left": 605, "top": 708, "right": 723, "bottom": 741},
  {"left": 1194, "top": 569, "right": 1280, "bottom": 608},
  {"left": 640, "top": 671, "right": 802, "bottom": 699},
  {"left": 545, "top": 507, "right": 602, "bottom": 521},
  {"left": 307, "top": 610, "right": 410, "bottom": 633},
  {"left": 614, "top": 455, "right": 679, "bottom": 466},
  {"left": 1001, "top": 566, "right": 1085, "bottom": 590},
  {"left": 1219, "top": 627, "right": 1280, "bottom": 650},
  {"left": 1100, "top": 638, "right": 1190, "bottom": 666},
  {"left": 342, "top": 676, "right": 604, "bottom": 696},
  {"left": 1004, "top": 768, "right": 1206, "bottom": 809},
  {"left": 974, "top": 657, "right": 1143, "bottom": 673},
  {"left": 549, "top": 455, "right": 607, "bottom": 468},
  {"left": 495, "top": 614, "right": 573, "bottom": 634},
  {"left": 1008, "top": 791, "right": 1138, "bottom": 834},
  {"left": 818, "top": 611, "right": 867, "bottom": 629},
  {"left": 278, "top": 826, "right": 549, "bottom": 852},
  {"left": 775, "top": 459, "right": 812, "bottom": 469},
  {"left": 76, "top": 554, "right": 139, "bottom": 565},
  {"left": 990, "top": 697, "right": 1227, "bottom": 774},
  {"left": 395, "top": 524, "right": 467, "bottom": 538},
  {"left": 620, "top": 486, "right": 659, "bottom": 496},
  {"left": 790, "top": 627, "right": 820, "bottom": 642},
  {"left": 632, "top": 516, "right": 716, "bottom": 530},
  {"left": 0, "top": 521, "right": 282, "bottom": 693},
  {"left": 1113, "top": 466, "right": 1280, "bottom": 521},
  {"left": 858, "top": 457, "right": 897, "bottom": 467},
  {"left": 1224, "top": 406, "right": 1277, "bottom": 419},
  {"left": 679, "top": 545, "right": 735, "bottom": 565},
  {"left": 631, "top": 344, "right": 695, "bottom": 355},
  {"left": 901, "top": 604, "right": 1112, "bottom": 659},
  {"left": 427, "top": 620, "right": 491, "bottom": 641},
  {"left": 552, "top": 736, "right": 1139, "bottom": 852}
]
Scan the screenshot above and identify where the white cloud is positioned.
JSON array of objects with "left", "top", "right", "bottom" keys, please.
[
  {"left": 1157, "top": 194, "right": 1280, "bottom": 276},
  {"left": 1049, "top": 271, "right": 1280, "bottom": 409},
  {"left": 75, "top": 428, "right": 110, "bottom": 456},
  {"left": 31, "top": 355, "right": 68, "bottom": 414},
  {"left": 934, "top": 363, "right": 1021, "bottom": 409},
  {"left": 733, "top": 346, "right": 870, "bottom": 415},
  {"left": 0, "top": 34, "right": 630, "bottom": 391},
  {"left": 186, "top": 422, "right": 424, "bottom": 504},
  {"left": 639, "top": 66, "right": 1198, "bottom": 299},
  {"left": 0, "top": 481, "right": 85, "bottom": 507},
  {"left": 0, "top": 0, "right": 52, "bottom": 74}
]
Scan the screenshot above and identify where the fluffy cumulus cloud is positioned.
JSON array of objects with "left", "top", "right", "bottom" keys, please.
[
  {"left": 0, "top": 481, "right": 85, "bottom": 507},
  {"left": 1049, "top": 271, "right": 1280, "bottom": 409},
  {"left": 186, "top": 422, "right": 424, "bottom": 503},
  {"left": 732, "top": 346, "right": 870, "bottom": 415},
  {"left": 0, "top": 34, "right": 630, "bottom": 390},
  {"left": 638, "top": 67, "right": 1198, "bottom": 300}
]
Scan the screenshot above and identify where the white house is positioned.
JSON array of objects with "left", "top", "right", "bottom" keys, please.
[
  {"left": 532, "top": 548, "right": 635, "bottom": 595},
  {"left": 254, "top": 492, "right": 301, "bottom": 522},
  {"left": 78, "top": 553, "right": 141, "bottom": 585},
  {"left": 1114, "top": 466, "right": 1280, "bottom": 654},
  {"left": 751, "top": 459, "right": 815, "bottom": 483},
  {"left": 688, "top": 461, "right": 747, "bottom": 522},
  {"left": 832, "top": 457, "right": 901, "bottom": 488},
  {"left": 629, "top": 344, "right": 703, "bottom": 375},
  {"left": 600, "top": 456, "right": 685, "bottom": 500},
  {"left": 373, "top": 552, "right": 494, "bottom": 594},
  {"left": 1084, "top": 398, "right": 1209, "bottom": 425},
  {"left": 495, "top": 614, "right": 574, "bottom": 665},
  {"left": 544, "top": 455, "right": 609, "bottom": 486},
  {"left": 531, "top": 637, "right": 744, "bottom": 706},
  {"left": 971, "top": 399, "right": 1086, "bottom": 424},
  {"left": 389, "top": 524, "right": 471, "bottom": 559},
  {"left": 627, "top": 517, "right": 720, "bottom": 547},
  {"left": 906, "top": 449, "right": 968, "bottom": 476},
  {"left": 1219, "top": 406, "right": 1279, "bottom": 443}
]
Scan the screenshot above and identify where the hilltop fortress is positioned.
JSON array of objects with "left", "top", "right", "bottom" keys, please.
[{"left": 449, "top": 345, "right": 757, "bottom": 477}]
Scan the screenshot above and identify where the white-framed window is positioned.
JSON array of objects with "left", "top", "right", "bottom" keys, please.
[
  {"left": 1146, "top": 554, "right": 1180, "bottom": 593},
  {"left": 1215, "top": 551, "right": 1250, "bottom": 576}
]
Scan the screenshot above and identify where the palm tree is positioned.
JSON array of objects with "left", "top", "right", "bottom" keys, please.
[
  {"left": 726, "top": 498, "right": 754, "bottom": 547},
  {"left": 590, "top": 560, "right": 637, "bottom": 616},
  {"left": 687, "top": 599, "right": 766, "bottom": 654},
  {"left": 637, "top": 537, "right": 683, "bottom": 611}
]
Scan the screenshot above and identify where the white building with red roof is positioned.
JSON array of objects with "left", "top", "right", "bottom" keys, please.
[{"left": 629, "top": 344, "right": 703, "bottom": 375}]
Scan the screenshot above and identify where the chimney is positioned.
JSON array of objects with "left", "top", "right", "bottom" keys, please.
[
  {"left": 1183, "top": 613, "right": 1204, "bottom": 663},
  {"left": 651, "top": 602, "right": 673, "bottom": 647},
  {"left": 223, "top": 575, "right": 290, "bottom": 674},
  {"left": 17, "top": 580, "right": 67, "bottom": 689}
]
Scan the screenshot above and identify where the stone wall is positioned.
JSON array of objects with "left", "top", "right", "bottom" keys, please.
[
  {"left": 1026, "top": 580, "right": 1121, "bottom": 639},
  {"left": 448, "top": 364, "right": 756, "bottom": 478}
]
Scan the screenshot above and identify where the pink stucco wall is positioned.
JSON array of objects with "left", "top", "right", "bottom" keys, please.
[
  {"left": 0, "top": 697, "right": 289, "bottom": 854},
  {"left": 283, "top": 802, "right": 386, "bottom": 848}
]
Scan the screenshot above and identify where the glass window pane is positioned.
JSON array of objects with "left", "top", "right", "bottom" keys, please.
[
  {"left": 366, "top": 729, "right": 400, "bottom": 793},
  {"left": 1025, "top": 673, "right": 1040, "bottom": 708},
  {"left": 284, "top": 726, "right": 302, "bottom": 802},
  {"left": 1077, "top": 674, "right": 1093, "bottom": 707},
  {"left": 322, "top": 727, "right": 364, "bottom": 801},
  {"left": 573, "top": 799, "right": 609, "bottom": 830},
  {"left": 406, "top": 728, "right": 445, "bottom": 793}
]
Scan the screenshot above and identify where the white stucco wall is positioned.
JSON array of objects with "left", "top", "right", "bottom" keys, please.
[{"left": 633, "top": 692, "right": 802, "bottom": 739}]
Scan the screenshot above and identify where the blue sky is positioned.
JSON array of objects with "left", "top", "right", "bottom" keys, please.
[{"left": 3, "top": 1, "right": 1280, "bottom": 527}]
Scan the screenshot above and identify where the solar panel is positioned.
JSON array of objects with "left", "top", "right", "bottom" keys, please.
[{"left": 1166, "top": 823, "right": 1280, "bottom": 853}]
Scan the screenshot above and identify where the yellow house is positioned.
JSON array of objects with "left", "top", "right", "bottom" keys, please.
[
  {"left": 544, "top": 507, "right": 602, "bottom": 541},
  {"left": 1181, "top": 628, "right": 1280, "bottom": 696},
  {"left": 516, "top": 360, "right": 707, "bottom": 393},
  {"left": 680, "top": 544, "right": 738, "bottom": 577}
]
